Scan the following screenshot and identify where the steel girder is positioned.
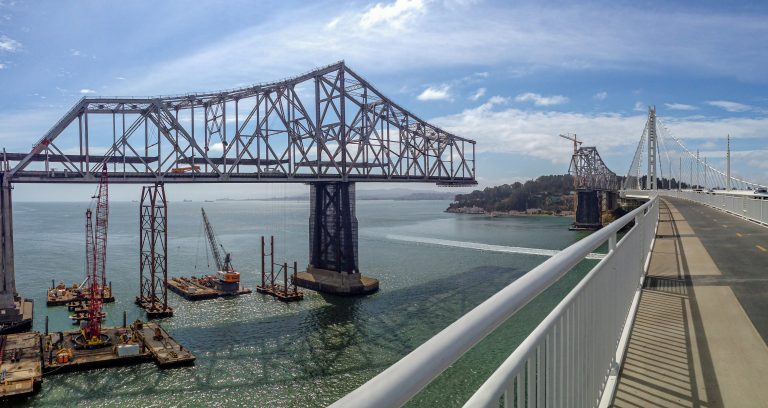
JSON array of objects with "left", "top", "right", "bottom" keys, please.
[
  {"left": 4, "top": 62, "right": 476, "bottom": 185},
  {"left": 569, "top": 146, "right": 619, "bottom": 191}
]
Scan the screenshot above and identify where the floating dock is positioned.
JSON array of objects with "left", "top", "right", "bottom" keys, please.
[
  {"left": 0, "top": 321, "right": 193, "bottom": 400},
  {"left": 255, "top": 285, "right": 304, "bottom": 302},
  {"left": 42, "top": 322, "right": 194, "bottom": 373},
  {"left": 0, "top": 332, "right": 42, "bottom": 399},
  {"left": 46, "top": 282, "right": 114, "bottom": 306},
  {"left": 166, "top": 277, "right": 251, "bottom": 301},
  {"left": 135, "top": 298, "right": 174, "bottom": 319}
]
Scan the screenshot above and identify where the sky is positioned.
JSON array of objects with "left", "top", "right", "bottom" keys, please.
[{"left": 0, "top": 0, "right": 767, "bottom": 201}]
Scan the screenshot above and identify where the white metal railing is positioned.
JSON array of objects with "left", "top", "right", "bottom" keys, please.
[
  {"left": 664, "top": 190, "right": 768, "bottom": 226},
  {"left": 332, "top": 198, "right": 658, "bottom": 408}
]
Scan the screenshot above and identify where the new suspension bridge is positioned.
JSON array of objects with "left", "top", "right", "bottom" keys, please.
[{"left": 334, "top": 106, "right": 768, "bottom": 407}]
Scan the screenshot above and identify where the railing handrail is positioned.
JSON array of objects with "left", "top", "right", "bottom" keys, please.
[
  {"left": 331, "top": 197, "right": 658, "bottom": 408},
  {"left": 464, "top": 198, "right": 657, "bottom": 407}
]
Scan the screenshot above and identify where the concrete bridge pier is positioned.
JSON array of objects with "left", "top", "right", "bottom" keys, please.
[
  {"left": 572, "top": 189, "right": 602, "bottom": 230},
  {"left": 0, "top": 175, "right": 33, "bottom": 334},
  {"left": 294, "top": 181, "right": 379, "bottom": 295},
  {"left": 572, "top": 189, "right": 620, "bottom": 230}
]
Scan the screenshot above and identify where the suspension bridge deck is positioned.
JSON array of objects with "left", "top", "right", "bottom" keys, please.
[{"left": 613, "top": 197, "right": 768, "bottom": 407}]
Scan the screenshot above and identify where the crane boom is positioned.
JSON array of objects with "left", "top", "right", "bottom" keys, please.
[{"left": 201, "top": 208, "right": 231, "bottom": 272}]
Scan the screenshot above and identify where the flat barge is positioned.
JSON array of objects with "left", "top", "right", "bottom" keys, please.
[
  {"left": 167, "top": 276, "right": 251, "bottom": 301},
  {"left": 46, "top": 281, "right": 115, "bottom": 306},
  {"left": 1, "top": 321, "right": 193, "bottom": 400},
  {"left": 0, "top": 332, "right": 42, "bottom": 399}
]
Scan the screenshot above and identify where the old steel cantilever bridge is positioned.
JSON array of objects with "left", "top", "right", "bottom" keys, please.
[
  {"left": 0, "top": 61, "right": 476, "bottom": 331},
  {"left": 335, "top": 106, "right": 768, "bottom": 407}
]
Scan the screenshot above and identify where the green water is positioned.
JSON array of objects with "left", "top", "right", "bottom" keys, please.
[{"left": 8, "top": 199, "right": 594, "bottom": 407}]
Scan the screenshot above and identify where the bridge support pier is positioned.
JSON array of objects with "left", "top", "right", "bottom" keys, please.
[
  {"left": 294, "top": 182, "right": 379, "bottom": 295},
  {"left": 0, "top": 175, "right": 33, "bottom": 334},
  {"left": 571, "top": 190, "right": 621, "bottom": 230},
  {"left": 571, "top": 190, "right": 602, "bottom": 230}
]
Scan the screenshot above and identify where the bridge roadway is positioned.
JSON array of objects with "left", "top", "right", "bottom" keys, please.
[{"left": 613, "top": 197, "right": 768, "bottom": 407}]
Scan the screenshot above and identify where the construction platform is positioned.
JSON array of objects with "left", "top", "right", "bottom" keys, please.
[
  {"left": 46, "top": 283, "right": 115, "bottom": 306},
  {"left": 167, "top": 276, "right": 251, "bottom": 301},
  {"left": 1, "top": 322, "right": 193, "bottom": 400},
  {"left": 0, "top": 299, "right": 34, "bottom": 335},
  {"left": 42, "top": 322, "right": 194, "bottom": 374},
  {"left": 294, "top": 267, "right": 379, "bottom": 296},
  {"left": 255, "top": 285, "right": 304, "bottom": 302},
  {"left": 135, "top": 298, "right": 174, "bottom": 319},
  {"left": 0, "top": 332, "right": 42, "bottom": 399}
]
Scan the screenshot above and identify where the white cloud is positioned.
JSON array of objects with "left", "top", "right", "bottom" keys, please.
[
  {"left": 514, "top": 92, "right": 569, "bottom": 106},
  {"left": 706, "top": 100, "right": 752, "bottom": 112},
  {"left": 359, "top": 0, "right": 425, "bottom": 30},
  {"left": 417, "top": 85, "right": 452, "bottom": 101},
  {"left": 0, "top": 62, "right": 5, "bottom": 70},
  {"left": 431, "top": 102, "right": 768, "bottom": 181},
  {"left": 593, "top": 91, "right": 607, "bottom": 101},
  {"left": 108, "top": 2, "right": 768, "bottom": 96},
  {"left": 0, "top": 35, "right": 20, "bottom": 52},
  {"left": 70, "top": 49, "right": 82, "bottom": 57},
  {"left": 79, "top": 88, "right": 96, "bottom": 94},
  {"left": 634, "top": 102, "right": 646, "bottom": 112},
  {"left": 664, "top": 102, "right": 698, "bottom": 111},
  {"left": 470, "top": 87, "right": 486, "bottom": 101}
]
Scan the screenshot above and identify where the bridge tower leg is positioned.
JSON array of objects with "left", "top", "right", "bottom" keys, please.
[
  {"left": 0, "top": 174, "right": 33, "bottom": 334},
  {"left": 295, "top": 181, "right": 379, "bottom": 295},
  {"left": 136, "top": 183, "right": 173, "bottom": 318},
  {"left": 646, "top": 106, "right": 657, "bottom": 190}
]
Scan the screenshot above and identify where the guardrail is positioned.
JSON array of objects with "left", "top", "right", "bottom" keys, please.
[
  {"left": 664, "top": 190, "right": 768, "bottom": 226},
  {"left": 332, "top": 197, "right": 659, "bottom": 407}
]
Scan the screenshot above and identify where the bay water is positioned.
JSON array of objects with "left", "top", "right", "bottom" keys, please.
[{"left": 10, "top": 199, "right": 594, "bottom": 407}]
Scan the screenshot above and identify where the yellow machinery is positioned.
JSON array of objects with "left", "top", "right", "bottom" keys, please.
[{"left": 171, "top": 165, "right": 200, "bottom": 174}]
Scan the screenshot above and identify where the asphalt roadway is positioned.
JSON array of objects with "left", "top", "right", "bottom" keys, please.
[{"left": 664, "top": 196, "right": 768, "bottom": 343}]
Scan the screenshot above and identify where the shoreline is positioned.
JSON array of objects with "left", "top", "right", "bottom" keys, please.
[{"left": 445, "top": 207, "right": 574, "bottom": 218}]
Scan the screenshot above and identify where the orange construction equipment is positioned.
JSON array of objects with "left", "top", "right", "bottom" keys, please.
[{"left": 171, "top": 165, "right": 200, "bottom": 174}]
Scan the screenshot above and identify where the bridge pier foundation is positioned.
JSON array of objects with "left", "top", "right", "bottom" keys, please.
[
  {"left": 294, "top": 182, "right": 379, "bottom": 295},
  {"left": 0, "top": 175, "right": 33, "bottom": 334},
  {"left": 571, "top": 190, "right": 621, "bottom": 230}
]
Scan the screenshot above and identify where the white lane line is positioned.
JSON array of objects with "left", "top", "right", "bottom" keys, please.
[{"left": 386, "top": 234, "right": 606, "bottom": 260}]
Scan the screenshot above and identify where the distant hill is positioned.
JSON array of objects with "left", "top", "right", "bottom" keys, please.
[
  {"left": 446, "top": 175, "right": 575, "bottom": 214},
  {"left": 216, "top": 188, "right": 455, "bottom": 202}
]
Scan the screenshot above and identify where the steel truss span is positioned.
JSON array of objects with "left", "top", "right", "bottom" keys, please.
[
  {"left": 4, "top": 62, "right": 476, "bottom": 185},
  {"left": 569, "top": 146, "right": 619, "bottom": 191}
]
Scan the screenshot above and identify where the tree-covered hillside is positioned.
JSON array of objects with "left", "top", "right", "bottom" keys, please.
[{"left": 447, "top": 175, "right": 575, "bottom": 213}]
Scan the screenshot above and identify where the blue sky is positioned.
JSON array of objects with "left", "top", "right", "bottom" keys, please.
[{"left": 0, "top": 0, "right": 767, "bottom": 200}]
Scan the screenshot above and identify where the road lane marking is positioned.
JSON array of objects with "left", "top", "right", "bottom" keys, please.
[
  {"left": 757, "top": 245, "right": 767, "bottom": 252},
  {"left": 736, "top": 232, "right": 743, "bottom": 237},
  {"left": 722, "top": 225, "right": 728, "bottom": 228}
]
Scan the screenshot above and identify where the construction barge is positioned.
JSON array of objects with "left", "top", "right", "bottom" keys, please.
[
  {"left": 168, "top": 208, "right": 251, "bottom": 301},
  {"left": 255, "top": 236, "right": 304, "bottom": 302},
  {"left": 167, "top": 276, "right": 252, "bottom": 300},
  {"left": 46, "top": 281, "right": 114, "bottom": 306},
  {"left": 0, "top": 321, "right": 194, "bottom": 399}
]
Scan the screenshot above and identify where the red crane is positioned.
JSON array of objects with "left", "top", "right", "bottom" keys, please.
[{"left": 83, "top": 165, "right": 109, "bottom": 346}]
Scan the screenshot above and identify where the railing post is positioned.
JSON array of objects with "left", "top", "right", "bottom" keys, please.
[{"left": 609, "top": 232, "right": 617, "bottom": 253}]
